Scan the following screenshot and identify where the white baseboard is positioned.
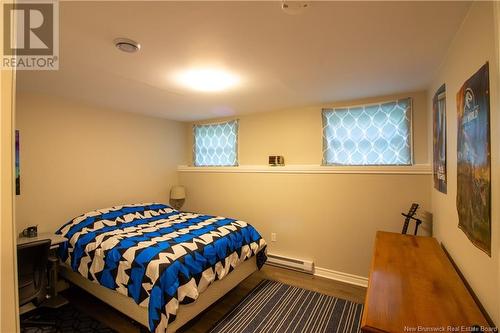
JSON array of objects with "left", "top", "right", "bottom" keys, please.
[{"left": 314, "top": 266, "right": 368, "bottom": 288}]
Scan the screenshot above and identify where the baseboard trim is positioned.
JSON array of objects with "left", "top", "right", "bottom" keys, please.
[{"left": 314, "top": 267, "right": 368, "bottom": 288}]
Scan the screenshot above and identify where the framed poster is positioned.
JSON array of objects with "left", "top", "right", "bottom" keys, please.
[
  {"left": 456, "top": 62, "right": 491, "bottom": 255},
  {"left": 433, "top": 84, "right": 447, "bottom": 193}
]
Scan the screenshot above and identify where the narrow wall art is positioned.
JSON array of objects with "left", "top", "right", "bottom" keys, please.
[
  {"left": 456, "top": 63, "right": 491, "bottom": 255},
  {"left": 15, "top": 130, "right": 20, "bottom": 195},
  {"left": 433, "top": 84, "right": 447, "bottom": 193}
]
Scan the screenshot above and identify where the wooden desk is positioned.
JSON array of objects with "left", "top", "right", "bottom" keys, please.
[{"left": 361, "top": 231, "right": 490, "bottom": 333}]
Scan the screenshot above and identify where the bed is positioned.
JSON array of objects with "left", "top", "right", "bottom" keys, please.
[{"left": 56, "top": 203, "right": 267, "bottom": 333}]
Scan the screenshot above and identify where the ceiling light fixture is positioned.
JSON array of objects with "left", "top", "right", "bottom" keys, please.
[
  {"left": 114, "top": 38, "right": 141, "bottom": 53},
  {"left": 174, "top": 68, "right": 240, "bottom": 93}
]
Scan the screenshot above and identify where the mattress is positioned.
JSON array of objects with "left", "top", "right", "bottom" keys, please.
[{"left": 56, "top": 203, "right": 267, "bottom": 333}]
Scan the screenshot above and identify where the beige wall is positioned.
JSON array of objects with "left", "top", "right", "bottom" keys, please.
[
  {"left": 186, "top": 91, "right": 429, "bottom": 166},
  {"left": 15, "top": 94, "right": 186, "bottom": 233},
  {"left": 180, "top": 172, "right": 430, "bottom": 277},
  {"left": 180, "top": 91, "right": 431, "bottom": 278},
  {"left": 428, "top": 2, "right": 499, "bottom": 324}
]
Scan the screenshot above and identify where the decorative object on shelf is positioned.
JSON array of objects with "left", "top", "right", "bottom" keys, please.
[
  {"left": 456, "top": 62, "right": 491, "bottom": 256},
  {"left": 433, "top": 84, "right": 447, "bottom": 194},
  {"left": 170, "top": 185, "right": 186, "bottom": 210},
  {"left": 268, "top": 155, "right": 285, "bottom": 166}
]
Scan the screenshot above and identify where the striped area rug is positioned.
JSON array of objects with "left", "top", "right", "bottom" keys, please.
[{"left": 209, "top": 279, "right": 364, "bottom": 333}]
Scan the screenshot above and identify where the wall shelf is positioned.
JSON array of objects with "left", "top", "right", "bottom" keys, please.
[{"left": 177, "top": 164, "right": 432, "bottom": 175}]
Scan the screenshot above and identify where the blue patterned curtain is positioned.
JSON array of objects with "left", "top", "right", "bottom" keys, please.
[
  {"left": 322, "top": 98, "right": 412, "bottom": 165},
  {"left": 193, "top": 120, "right": 238, "bottom": 166}
]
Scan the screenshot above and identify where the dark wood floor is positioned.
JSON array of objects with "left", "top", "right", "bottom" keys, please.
[{"left": 63, "top": 265, "right": 366, "bottom": 333}]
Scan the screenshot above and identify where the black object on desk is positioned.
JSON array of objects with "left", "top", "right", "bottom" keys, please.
[{"left": 21, "top": 225, "right": 38, "bottom": 238}]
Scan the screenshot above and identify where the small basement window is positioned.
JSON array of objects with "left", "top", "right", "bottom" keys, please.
[
  {"left": 193, "top": 120, "right": 238, "bottom": 166},
  {"left": 322, "top": 98, "right": 412, "bottom": 166}
]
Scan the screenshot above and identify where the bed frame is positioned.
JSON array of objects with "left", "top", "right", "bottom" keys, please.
[{"left": 59, "top": 256, "right": 257, "bottom": 332}]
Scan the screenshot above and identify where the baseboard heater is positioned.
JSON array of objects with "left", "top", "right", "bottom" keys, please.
[{"left": 266, "top": 253, "right": 314, "bottom": 274}]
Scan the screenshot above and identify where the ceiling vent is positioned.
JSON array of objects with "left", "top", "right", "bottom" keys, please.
[{"left": 114, "top": 38, "right": 141, "bottom": 53}]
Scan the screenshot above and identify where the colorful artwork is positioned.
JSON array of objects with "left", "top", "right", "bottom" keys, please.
[
  {"left": 15, "top": 130, "right": 20, "bottom": 195},
  {"left": 456, "top": 63, "right": 491, "bottom": 255},
  {"left": 433, "top": 84, "right": 447, "bottom": 193}
]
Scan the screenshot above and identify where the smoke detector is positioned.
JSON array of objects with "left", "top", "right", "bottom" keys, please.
[
  {"left": 281, "top": 1, "right": 310, "bottom": 15},
  {"left": 114, "top": 38, "right": 141, "bottom": 53}
]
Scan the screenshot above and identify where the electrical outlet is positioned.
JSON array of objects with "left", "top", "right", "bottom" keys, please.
[{"left": 271, "top": 233, "right": 277, "bottom": 242}]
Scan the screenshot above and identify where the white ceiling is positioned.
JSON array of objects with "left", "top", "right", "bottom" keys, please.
[{"left": 17, "top": 1, "right": 470, "bottom": 121}]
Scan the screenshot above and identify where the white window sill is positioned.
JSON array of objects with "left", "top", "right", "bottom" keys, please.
[{"left": 177, "top": 164, "right": 432, "bottom": 175}]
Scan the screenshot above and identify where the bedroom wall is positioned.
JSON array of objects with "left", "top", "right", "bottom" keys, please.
[
  {"left": 179, "top": 90, "right": 431, "bottom": 279},
  {"left": 428, "top": 2, "right": 500, "bottom": 324},
  {"left": 185, "top": 91, "right": 429, "bottom": 166},
  {"left": 15, "top": 93, "right": 186, "bottom": 233}
]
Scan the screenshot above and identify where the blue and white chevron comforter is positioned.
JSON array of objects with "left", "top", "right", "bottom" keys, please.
[{"left": 56, "top": 203, "right": 267, "bottom": 333}]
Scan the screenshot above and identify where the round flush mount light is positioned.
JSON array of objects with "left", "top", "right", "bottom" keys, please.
[
  {"left": 114, "top": 38, "right": 141, "bottom": 53},
  {"left": 173, "top": 68, "right": 241, "bottom": 93}
]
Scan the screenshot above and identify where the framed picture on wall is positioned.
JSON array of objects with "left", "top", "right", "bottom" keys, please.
[
  {"left": 433, "top": 84, "right": 447, "bottom": 194},
  {"left": 15, "top": 130, "right": 20, "bottom": 195},
  {"left": 456, "top": 62, "right": 491, "bottom": 256}
]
